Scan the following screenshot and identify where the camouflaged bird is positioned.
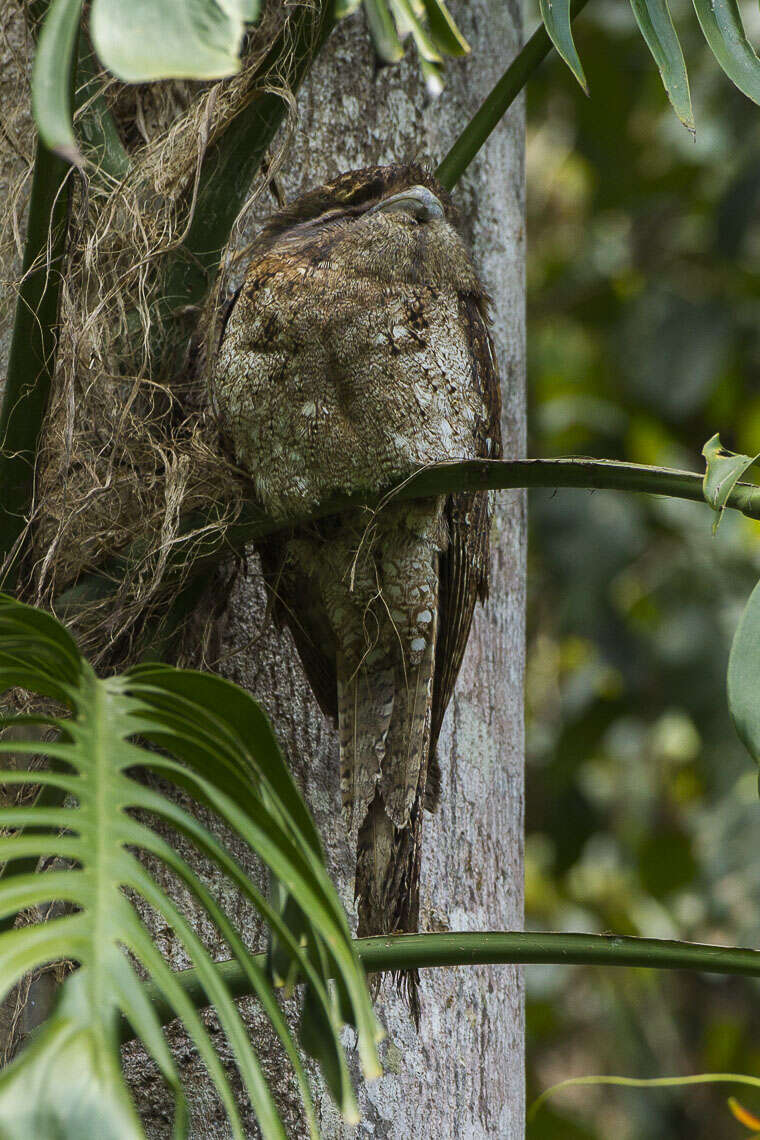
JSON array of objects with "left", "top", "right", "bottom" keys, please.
[{"left": 212, "top": 164, "right": 502, "bottom": 973}]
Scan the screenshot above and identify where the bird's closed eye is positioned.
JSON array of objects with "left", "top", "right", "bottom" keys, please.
[{"left": 367, "top": 185, "right": 444, "bottom": 223}]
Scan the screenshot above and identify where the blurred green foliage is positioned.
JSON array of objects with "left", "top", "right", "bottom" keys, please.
[{"left": 525, "top": 1, "right": 760, "bottom": 1135}]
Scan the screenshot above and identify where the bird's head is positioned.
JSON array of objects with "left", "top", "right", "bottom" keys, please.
[{"left": 252, "top": 164, "right": 483, "bottom": 293}]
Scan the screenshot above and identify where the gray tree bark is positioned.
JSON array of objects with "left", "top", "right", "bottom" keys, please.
[
  {"left": 0, "top": 1, "right": 525, "bottom": 1136},
  {"left": 206, "top": 5, "right": 526, "bottom": 1135}
]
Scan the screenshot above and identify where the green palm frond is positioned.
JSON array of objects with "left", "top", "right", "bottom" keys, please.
[{"left": 0, "top": 595, "right": 381, "bottom": 1139}]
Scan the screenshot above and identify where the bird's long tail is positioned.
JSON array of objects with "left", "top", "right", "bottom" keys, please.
[
  {"left": 349, "top": 625, "right": 437, "bottom": 932},
  {"left": 355, "top": 787, "right": 425, "bottom": 1022},
  {"left": 337, "top": 582, "right": 439, "bottom": 1023}
]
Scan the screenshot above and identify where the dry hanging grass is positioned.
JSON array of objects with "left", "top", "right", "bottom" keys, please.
[{"left": 0, "top": 0, "right": 318, "bottom": 665}]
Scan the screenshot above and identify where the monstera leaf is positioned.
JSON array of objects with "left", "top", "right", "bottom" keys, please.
[{"left": 0, "top": 595, "right": 380, "bottom": 1139}]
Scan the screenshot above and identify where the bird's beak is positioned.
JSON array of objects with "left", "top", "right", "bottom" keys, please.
[{"left": 367, "top": 185, "right": 445, "bottom": 222}]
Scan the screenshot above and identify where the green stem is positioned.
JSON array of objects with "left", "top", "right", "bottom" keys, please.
[
  {"left": 0, "top": 143, "right": 71, "bottom": 582},
  {"left": 435, "top": 0, "right": 592, "bottom": 191},
  {"left": 124, "top": 930, "right": 760, "bottom": 1041},
  {"left": 528, "top": 1072, "right": 760, "bottom": 1123},
  {"left": 346, "top": 456, "right": 760, "bottom": 518},
  {"left": 55, "top": 457, "right": 760, "bottom": 616}
]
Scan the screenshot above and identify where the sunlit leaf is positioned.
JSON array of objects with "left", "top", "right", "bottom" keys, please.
[
  {"left": 692, "top": 0, "right": 760, "bottom": 106},
  {"left": 32, "top": 0, "right": 264, "bottom": 163},
  {"left": 359, "top": 0, "right": 469, "bottom": 76},
  {"left": 89, "top": 0, "right": 261, "bottom": 82},
  {"left": 420, "top": 56, "right": 445, "bottom": 96},
  {"left": 702, "top": 433, "right": 760, "bottom": 533},
  {"left": 31, "top": 0, "right": 85, "bottom": 163},
  {"left": 539, "top": 0, "right": 589, "bottom": 94},
  {"left": 629, "top": 0, "right": 694, "bottom": 129},
  {"left": 420, "top": 0, "right": 470, "bottom": 56},
  {"left": 389, "top": 0, "right": 443, "bottom": 63},
  {"left": 0, "top": 595, "right": 380, "bottom": 1138},
  {"left": 364, "top": 0, "right": 405, "bottom": 62}
]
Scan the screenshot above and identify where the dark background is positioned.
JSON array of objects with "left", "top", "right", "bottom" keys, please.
[{"left": 524, "top": 1, "right": 760, "bottom": 1134}]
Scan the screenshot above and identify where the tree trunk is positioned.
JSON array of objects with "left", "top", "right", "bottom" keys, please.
[
  {"left": 0, "top": 1, "right": 525, "bottom": 1135},
  {"left": 207, "top": 5, "right": 526, "bottom": 1135}
]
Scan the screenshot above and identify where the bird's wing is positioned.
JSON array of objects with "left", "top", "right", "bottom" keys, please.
[
  {"left": 256, "top": 527, "right": 339, "bottom": 721},
  {"left": 427, "top": 294, "right": 503, "bottom": 809}
]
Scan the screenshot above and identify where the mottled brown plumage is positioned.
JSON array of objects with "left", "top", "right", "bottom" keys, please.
[{"left": 211, "top": 164, "right": 502, "bottom": 1009}]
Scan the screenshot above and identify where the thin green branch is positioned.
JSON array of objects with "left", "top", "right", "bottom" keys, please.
[
  {"left": 344, "top": 456, "right": 760, "bottom": 518},
  {"left": 357, "top": 931, "right": 760, "bottom": 975},
  {"left": 55, "top": 457, "right": 760, "bottom": 616},
  {"left": 435, "top": 0, "right": 592, "bottom": 190},
  {"left": 528, "top": 1072, "right": 760, "bottom": 1123},
  {"left": 123, "top": 930, "right": 760, "bottom": 1041}
]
